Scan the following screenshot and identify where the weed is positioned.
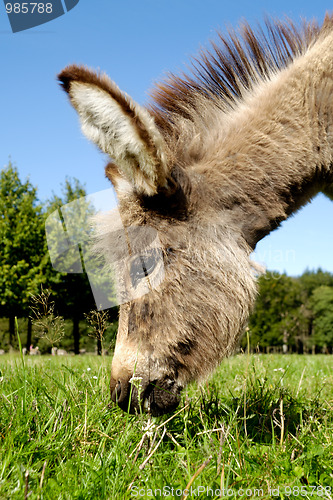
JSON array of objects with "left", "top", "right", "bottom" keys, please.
[
  {"left": 29, "top": 288, "right": 65, "bottom": 349},
  {"left": 84, "top": 309, "right": 109, "bottom": 355}
]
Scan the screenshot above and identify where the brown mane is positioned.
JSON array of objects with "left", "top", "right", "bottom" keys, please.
[{"left": 149, "top": 17, "right": 324, "bottom": 128}]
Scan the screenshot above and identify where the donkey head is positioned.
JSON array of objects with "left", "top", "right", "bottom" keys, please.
[{"left": 58, "top": 65, "right": 257, "bottom": 415}]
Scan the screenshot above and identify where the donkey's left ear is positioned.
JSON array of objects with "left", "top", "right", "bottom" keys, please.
[{"left": 58, "top": 65, "right": 169, "bottom": 196}]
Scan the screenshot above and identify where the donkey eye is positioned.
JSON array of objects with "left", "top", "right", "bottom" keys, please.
[{"left": 130, "top": 250, "right": 159, "bottom": 288}]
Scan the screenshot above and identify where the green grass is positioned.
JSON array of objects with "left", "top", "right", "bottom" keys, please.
[{"left": 0, "top": 353, "right": 332, "bottom": 499}]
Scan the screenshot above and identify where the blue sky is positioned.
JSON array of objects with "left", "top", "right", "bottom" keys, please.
[{"left": 1, "top": 0, "right": 333, "bottom": 276}]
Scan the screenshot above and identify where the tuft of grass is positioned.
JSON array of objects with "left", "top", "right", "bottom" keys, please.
[
  {"left": 0, "top": 353, "right": 332, "bottom": 499},
  {"left": 224, "top": 365, "right": 325, "bottom": 443}
]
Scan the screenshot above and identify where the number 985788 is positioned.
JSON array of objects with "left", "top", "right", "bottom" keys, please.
[{"left": 5, "top": 3, "right": 53, "bottom": 14}]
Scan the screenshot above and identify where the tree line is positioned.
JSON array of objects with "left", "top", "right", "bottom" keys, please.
[
  {"left": 245, "top": 269, "right": 333, "bottom": 354},
  {"left": 0, "top": 162, "right": 117, "bottom": 354},
  {"left": 1, "top": 162, "right": 333, "bottom": 354}
]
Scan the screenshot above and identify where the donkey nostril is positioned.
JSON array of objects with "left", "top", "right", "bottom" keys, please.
[{"left": 111, "top": 380, "right": 122, "bottom": 403}]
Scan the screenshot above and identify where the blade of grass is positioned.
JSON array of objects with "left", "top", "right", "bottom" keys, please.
[{"left": 15, "top": 317, "right": 26, "bottom": 415}]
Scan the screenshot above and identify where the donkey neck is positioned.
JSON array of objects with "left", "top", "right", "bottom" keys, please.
[
  {"left": 207, "top": 124, "right": 332, "bottom": 250},
  {"left": 196, "top": 39, "right": 333, "bottom": 249}
]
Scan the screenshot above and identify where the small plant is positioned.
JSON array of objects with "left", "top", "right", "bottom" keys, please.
[
  {"left": 29, "top": 287, "right": 65, "bottom": 349},
  {"left": 84, "top": 309, "right": 109, "bottom": 355}
]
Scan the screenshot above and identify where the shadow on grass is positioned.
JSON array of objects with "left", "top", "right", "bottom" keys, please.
[{"left": 163, "top": 371, "right": 328, "bottom": 447}]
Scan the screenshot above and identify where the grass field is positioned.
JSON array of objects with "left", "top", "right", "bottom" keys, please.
[{"left": 0, "top": 352, "right": 332, "bottom": 499}]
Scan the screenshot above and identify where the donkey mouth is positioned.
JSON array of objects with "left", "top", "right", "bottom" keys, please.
[
  {"left": 110, "top": 377, "right": 182, "bottom": 416},
  {"left": 142, "top": 380, "right": 182, "bottom": 416}
]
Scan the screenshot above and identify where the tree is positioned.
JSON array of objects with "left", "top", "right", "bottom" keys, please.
[
  {"left": 247, "top": 272, "right": 304, "bottom": 352},
  {"left": 296, "top": 269, "right": 333, "bottom": 352},
  {"left": 298, "top": 268, "right": 333, "bottom": 294},
  {"left": 310, "top": 286, "right": 333, "bottom": 352},
  {"left": 0, "top": 163, "right": 48, "bottom": 346},
  {"left": 46, "top": 178, "right": 97, "bottom": 354},
  {"left": 247, "top": 269, "right": 333, "bottom": 354}
]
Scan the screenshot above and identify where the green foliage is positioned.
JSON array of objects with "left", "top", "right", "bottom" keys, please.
[
  {"left": 0, "top": 162, "right": 47, "bottom": 317},
  {"left": 248, "top": 272, "right": 305, "bottom": 350},
  {"left": 247, "top": 269, "right": 333, "bottom": 353},
  {"left": 0, "top": 354, "right": 332, "bottom": 498},
  {"left": 298, "top": 268, "right": 333, "bottom": 294},
  {"left": 46, "top": 178, "right": 100, "bottom": 353},
  {"left": 0, "top": 164, "right": 118, "bottom": 351},
  {"left": 310, "top": 286, "right": 333, "bottom": 350},
  {"left": 46, "top": 177, "right": 88, "bottom": 211}
]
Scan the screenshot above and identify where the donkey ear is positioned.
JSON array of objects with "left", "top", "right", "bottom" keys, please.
[{"left": 58, "top": 65, "right": 169, "bottom": 196}]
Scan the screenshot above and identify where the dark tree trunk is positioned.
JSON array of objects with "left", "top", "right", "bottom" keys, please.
[
  {"left": 26, "top": 317, "right": 32, "bottom": 351},
  {"left": 297, "top": 339, "right": 304, "bottom": 354},
  {"left": 97, "top": 337, "right": 102, "bottom": 356},
  {"left": 9, "top": 315, "right": 15, "bottom": 347},
  {"left": 73, "top": 315, "right": 80, "bottom": 354}
]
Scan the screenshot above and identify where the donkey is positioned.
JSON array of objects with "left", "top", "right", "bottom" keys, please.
[{"left": 58, "top": 14, "right": 333, "bottom": 416}]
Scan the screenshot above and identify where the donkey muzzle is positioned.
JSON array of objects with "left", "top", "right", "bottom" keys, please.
[{"left": 110, "top": 375, "right": 182, "bottom": 416}]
